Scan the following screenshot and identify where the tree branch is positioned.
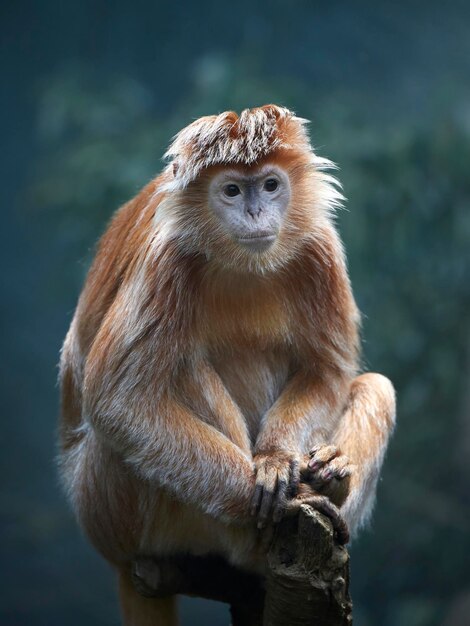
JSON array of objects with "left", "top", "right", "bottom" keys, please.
[
  {"left": 132, "top": 505, "right": 352, "bottom": 625},
  {"left": 264, "top": 504, "right": 352, "bottom": 625}
]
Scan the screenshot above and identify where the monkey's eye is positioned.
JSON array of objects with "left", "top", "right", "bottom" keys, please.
[
  {"left": 224, "top": 184, "right": 241, "bottom": 198},
  {"left": 264, "top": 178, "right": 278, "bottom": 192}
]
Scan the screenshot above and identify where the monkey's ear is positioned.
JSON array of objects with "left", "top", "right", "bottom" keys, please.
[{"left": 172, "top": 162, "right": 179, "bottom": 177}]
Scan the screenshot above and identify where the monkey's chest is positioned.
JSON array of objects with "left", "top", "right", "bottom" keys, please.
[
  {"left": 199, "top": 287, "right": 294, "bottom": 438},
  {"left": 209, "top": 348, "right": 291, "bottom": 441}
]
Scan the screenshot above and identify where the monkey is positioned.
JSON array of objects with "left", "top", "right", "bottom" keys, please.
[{"left": 59, "top": 105, "right": 395, "bottom": 626}]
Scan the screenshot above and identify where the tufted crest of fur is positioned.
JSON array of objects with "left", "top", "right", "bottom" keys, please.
[{"left": 163, "top": 105, "right": 311, "bottom": 189}]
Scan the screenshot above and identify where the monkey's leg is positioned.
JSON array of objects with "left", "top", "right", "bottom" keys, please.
[
  {"left": 308, "top": 373, "right": 396, "bottom": 538},
  {"left": 119, "top": 568, "right": 178, "bottom": 626},
  {"left": 132, "top": 554, "right": 265, "bottom": 600}
]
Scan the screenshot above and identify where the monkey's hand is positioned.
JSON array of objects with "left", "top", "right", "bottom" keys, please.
[
  {"left": 301, "top": 444, "right": 354, "bottom": 508},
  {"left": 251, "top": 451, "right": 300, "bottom": 528},
  {"left": 285, "top": 481, "right": 350, "bottom": 545}
]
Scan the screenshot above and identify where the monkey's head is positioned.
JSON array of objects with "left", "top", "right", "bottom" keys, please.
[{"left": 157, "top": 105, "right": 342, "bottom": 273}]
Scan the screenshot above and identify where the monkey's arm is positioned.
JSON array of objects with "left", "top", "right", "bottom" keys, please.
[
  {"left": 296, "top": 373, "right": 395, "bottom": 540},
  {"left": 84, "top": 379, "right": 255, "bottom": 523},
  {"left": 252, "top": 370, "right": 349, "bottom": 526},
  {"left": 254, "top": 372, "right": 396, "bottom": 538},
  {"left": 81, "top": 322, "right": 255, "bottom": 524},
  {"left": 177, "top": 359, "right": 252, "bottom": 454}
]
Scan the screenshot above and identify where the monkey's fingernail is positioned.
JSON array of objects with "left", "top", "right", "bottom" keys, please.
[{"left": 309, "top": 461, "right": 320, "bottom": 472}]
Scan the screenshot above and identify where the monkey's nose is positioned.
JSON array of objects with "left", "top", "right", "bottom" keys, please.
[{"left": 246, "top": 204, "right": 262, "bottom": 219}]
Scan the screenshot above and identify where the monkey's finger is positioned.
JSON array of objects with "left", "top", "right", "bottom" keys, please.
[
  {"left": 258, "top": 523, "right": 275, "bottom": 553},
  {"left": 308, "top": 444, "right": 328, "bottom": 459},
  {"left": 318, "top": 498, "right": 349, "bottom": 545},
  {"left": 257, "top": 468, "right": 278, "bottom": 529},
  {"left": 309, "top": 444, "right": 338, "bottom": 464},
  {"left": 272, "top": 477, "right": 289, "bottom": 523},
  {"left": 300, "top": 457, "right": 314, "bottom": 481},
  {"left": 251, "top": 484, "right": 264, "bottom": 517},
  {"left": 319, "top": 460, "right": 355, "bottom": 482},
  {"left": 273, "top": 458, "right": 300, "bottom": 523},
  {"left": 251, "top": 465, "right": 266, "bottom": 516},
  {"left": 298, "top": 495, "right": 350, "bottom": 545},
  {"left": 288, "top": 458, "right": 300, "bottom": 497},
  {"left": 308, "top": 445, "right": 339, "bottom": 472}
]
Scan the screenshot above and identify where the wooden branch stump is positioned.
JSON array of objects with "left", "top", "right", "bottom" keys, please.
[
  {"left": 264, "top": 504, "right": 352, "bottom": 626},
  {"left": 132, "top": 505, "right": 352, "bottom": 625}
]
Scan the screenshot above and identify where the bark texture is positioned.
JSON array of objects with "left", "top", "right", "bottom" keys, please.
[{"left": 264, "top": 504, "right": 352, "bottom": 625}]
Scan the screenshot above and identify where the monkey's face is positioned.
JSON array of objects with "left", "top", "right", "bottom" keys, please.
[
  {"left": 208, "top": 164, "right": 291, "bottom": 255},
  {"left": 162, "top": 152, "right": 333, "bottom": 274}
]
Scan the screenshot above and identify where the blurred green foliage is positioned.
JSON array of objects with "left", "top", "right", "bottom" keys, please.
[{"left": 28, "top": 66, "right": 470, "bottom": 626}]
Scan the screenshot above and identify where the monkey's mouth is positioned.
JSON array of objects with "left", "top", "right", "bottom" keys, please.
[{"left": 237, "top": 232, "right": 277, "bottom": 251}]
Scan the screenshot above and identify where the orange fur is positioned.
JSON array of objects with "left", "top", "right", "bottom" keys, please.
[{"left": 59, "top": 106, "right": 395, "bottom": 626}]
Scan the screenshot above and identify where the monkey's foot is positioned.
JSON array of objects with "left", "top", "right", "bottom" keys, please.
[
  {"left": 286, "top": 492, "right": 350, "bottom": 545},
  {"left": 303, "top": 445, "right": 354, "bottom": 507},
  {"left": 131, "top": 556, "right": 189, "bottom": 597},
  {"left": 131, "top": 557, "right": 162, "bottom": 597}
]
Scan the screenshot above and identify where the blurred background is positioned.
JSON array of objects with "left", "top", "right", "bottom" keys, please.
[{"left": 1, "top": 1, "right": 470, "bottom": 625}]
